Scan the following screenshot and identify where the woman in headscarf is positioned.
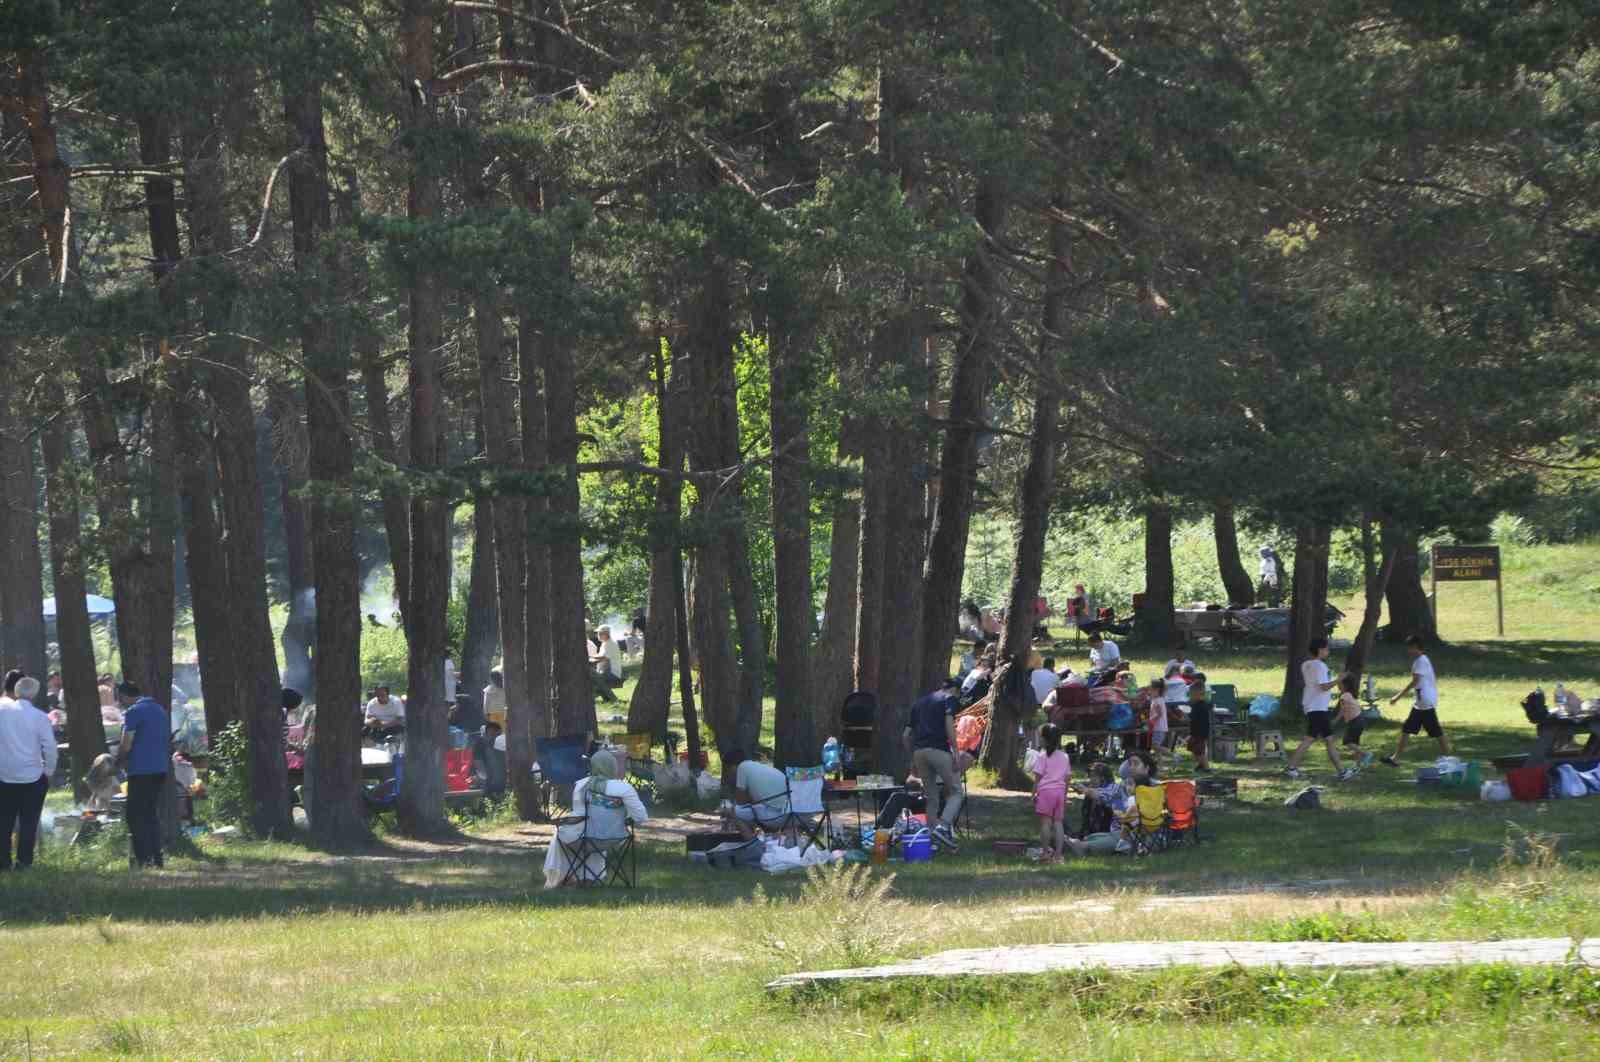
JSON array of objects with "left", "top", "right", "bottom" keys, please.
[{"left": 542, "top": 748, "right": 649, "bottom": 888}]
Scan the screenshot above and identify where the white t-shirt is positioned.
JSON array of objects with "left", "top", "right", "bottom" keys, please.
[
  {"left": 735, "top": 759, "right": 787, "bottom": 805},
  {"left": 595, "top": 638, "right": 623, "bottom": 677},
  {"left": 1029, "top": 668, "right": 1058, "bottom": 706},
  {"left": 1411, "top": 654, "right": 1438, "bottom": 708},
  {"left": 365, "top": 696, "right": 405, "bottom": 724},
  {"left": 1147, "top": 696, "right": 1168, "bottom": 735},
  {"left": 1301, "top": 658, "right": 1332, "bottom": 713},
  {"left": 443, "top": 659, "right": 458, "bottom": 702},
  {"left": 1091, "top": 641, "right": 1121, "bottom": 669}
]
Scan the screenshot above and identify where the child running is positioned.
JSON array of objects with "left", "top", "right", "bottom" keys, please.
[
  {"left": 1029, "top": 723, "right": 1071, "bottom": 863},
  {"left": 1143, "top": 677, "right": 1169, "bottom": 763},
  {"left": 1336, "top": 673, "right": 1375, "bottom": 772}
]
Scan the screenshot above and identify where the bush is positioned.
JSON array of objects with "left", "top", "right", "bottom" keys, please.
[
  {"left": 361, "top": 624, "right": 409, "bottom": 694},
  {"left": 201, "top": 721, "right": 251, "bottom": 829}
]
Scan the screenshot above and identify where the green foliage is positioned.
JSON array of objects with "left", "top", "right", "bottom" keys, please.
[
  {"left": 201, "top": 721, "right": 250, "bottom": 830},
  {"left": 1262, "top": 913, "right": 1406, "bottom": 944},
  {"left": 361, "top": 624, "right": 410, "bottom": 695},
  {"left": 749, "top": 863, "right": 908, "bottom": 972}
]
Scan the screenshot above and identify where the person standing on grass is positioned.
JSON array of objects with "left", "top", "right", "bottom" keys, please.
[
  {"left": 1285, "top": 638, "right": 1354, "bottom": 780},
  {"left": 1336, "top": 674, "right": 1375, "bottom": 772},
  {"left": 1142, "top": 677, "right": 1169, "bottom": 761},
  {"left": 0, "top": 676, "right": 57, "bottom": 871},
  {"left": 1383, "top": 636, "right": 1452, "bottom": 766},
  {"left": 114, "top": 681, "right": 169, "bottom": 870},
  {"left": 1029, "top": 723, "right": 1070, "bottom": 863},
  {"left": 1184, "top": 673, "right": 1214, "bottom": 772},
  {"left": 902, "top": 679, "right": 964, "bottom": 851}
]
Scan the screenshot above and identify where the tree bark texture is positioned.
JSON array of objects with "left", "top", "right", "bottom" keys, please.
[
  {"left": 1382, "top": 525, "right": 1438, "bottom": 644},
  {"left": 283, "top": 7, "right": 369, "bottom": 846},
  {"left": 628, "top": 351, "right": 686, "bottom": 741},
  {"left": 1345, "top": 518, "right": 1401, "bottom": 682},
  {"left": 461, "top": 493, "right": 499, "bottom": 709},
  {"left": 269, "top": 387, "right": 317, "bottom": 699},
  {"left": 398, "top": 0, "right": 451, "bottom": 836},
  {"left": 519, "top": 314, "right": 554, "bottom": 746},
  {"left": 986, "top": 212, "right": 1066, "bottom": 789},
  {"left": 812, "top": 485, "right": 860, "bottom": 741},
  {"left": 0, "top": 387, "right": 48, "bottom": 679},
  {"left": 917, "top": 171, "right": 1009, "bottom": 694},
  {"left": 1140, "top": 503, "right": 1177, "bottom": 649},
  {"left": 41, "top": 404, "right": 102, "bottom": 799},
  {"left": 686, "top": 264, "right": 747, "bottom": 776},
  {"left": 1281, "top": 523, "right": 1331, "bottom": 709},
  {"left": 542, "top": 322, "right": 595, "bottom": 737},
  {"left": 175, "top": 403, "right": 235, "bottom": 739},
  {"left": 475, "top": 295, "right": 532, "bottom": 815},
  {"left": 769, "top": 319, "right": 815, "bottom": 767},
  {"left": 362, "top": 354, "right": 411, "bottom": 626},
  {"left": 1212, "top": 501, "right": 1255, "bottom": 607}
]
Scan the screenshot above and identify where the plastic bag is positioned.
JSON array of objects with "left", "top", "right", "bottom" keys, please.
[
  {"left": 695, "top": 769, "right": 721, "bottom": 800},
  {"left": 1480, "top": 780, "right": 1511, "bottom": 802},
  {"left": 1248, "top": 695, "right": 1280, "bottom": 721}
]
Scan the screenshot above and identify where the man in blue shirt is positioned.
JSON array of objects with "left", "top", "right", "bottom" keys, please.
[
  {"left": 114, "top": 681, "right": 169, "bottom": 869},
  {"left": 901, "top": 680, "right": 964, "bottom": 851}
]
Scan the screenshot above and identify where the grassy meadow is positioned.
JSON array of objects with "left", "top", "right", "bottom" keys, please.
[{"left": 5, "top": 541, "right": 1600, "bottom": 1059}]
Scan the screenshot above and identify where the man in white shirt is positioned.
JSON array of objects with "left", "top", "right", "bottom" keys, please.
[
  {"left": 1383, "top": 636, "right": 1452, "bottom": 765},
  {"left": 1088, "top": 634, "right": 1121, "bottom": 672},
  {"left": 1285, "top": 638, "right": 1351, "bottom": 780},
  {"left": 1, "top": 676, "right": 58, "bottom": 870},
  {"left": 589, "top": 625, "right": 624, "bottom": 703},
  {"left": 364, "top": 686, "right": 406, "bottom": 736},
  {"left": 726, "top": 749, "right": 790, "bottom": 839},
  {"left": 1029, "top": 656, "right": 1060, "bottom": 706}
]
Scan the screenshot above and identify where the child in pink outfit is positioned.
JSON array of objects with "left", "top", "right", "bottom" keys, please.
[{"left": 1030, "top": 723, "right": 1071, "bottom": 862}]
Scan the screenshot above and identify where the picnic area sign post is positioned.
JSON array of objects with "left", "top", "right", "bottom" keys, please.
[{"left": 1430, "top": 544, "right": 1504, "bottom": 636}]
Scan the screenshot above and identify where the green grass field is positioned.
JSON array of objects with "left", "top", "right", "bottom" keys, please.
[{"left": 6, "top": 542, "right": 1600, "bottom": 1059}]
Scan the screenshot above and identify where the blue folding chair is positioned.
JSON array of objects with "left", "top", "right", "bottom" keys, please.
[{"left": 535, "top": 733, "right": 592, "bottom": 817}]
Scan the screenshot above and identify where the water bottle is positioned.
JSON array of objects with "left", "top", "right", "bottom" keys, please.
[
  {"left": 1555, "top": 683, "right": 1567, "bottom": 714},
  {"left": 822, "top": 736, "right": 841, "bottom": 776}
]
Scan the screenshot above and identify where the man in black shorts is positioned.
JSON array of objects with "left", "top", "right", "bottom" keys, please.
[
  {"left": 1285, "top": 638, "right": 1352, "bottom": 780},
  {"left": 1383, "top": 636, "right": 1452, "bottom": 765}
]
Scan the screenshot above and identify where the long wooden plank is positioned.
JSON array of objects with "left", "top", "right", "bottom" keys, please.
[{"left": 768, "top": 938, "right": 1600, "bottom": 990}]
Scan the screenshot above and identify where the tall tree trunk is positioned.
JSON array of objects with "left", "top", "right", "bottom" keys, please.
[
  {"left": 875, "top": 420, "right": 926, "bottom": 781},
  {"left": 686, "top": 267, "right": 742, "bottom": 776},
  {"left": 769, "top": 313, "right": 815, "bottom": 767},
  {"left": 41, "top": 404, "right": 101, "bottom": 799},
  {"left": 269, "top": 387, "right": 317, "bottom": 699},
  {"left": 627, "top": 350, "right": 685, "bottom": 740},
  {"left": 1382, "top": 525, "right": 1438, "bottom": 644},
  {"left": 542, "top": 324, "right": 594, "bottom": 736},
  {"left": 1345, "top": 517, "right": 1401, "bottom": 681},
  {"left": 362, "top": 354, "right": 411, "bottom": 624},
  {"left": 1281, "top": 523, "right": 1331, "bottom": 708},
  {"left": 1140, "top": 503, "right": 1177, "bottom": 648},
  {"left": 519, "top": 315, "right": 554, "bottom": 745},
  {"left": 17, "top": 49, "right": 97, "bottom": 795},
  {"left": 674, "top": 546, "right": 704, "bottom": 771},
  {"left": 397, "top": 0, "right": 451, "bottom": 836},
  {"left": 917, "top": 171, "right": 1008, "bottom": 694},
  {"left": 853, "top": 433, "right": 889, "bottom": 694},
  {"left": 812, "top": 484, "right": 860, "bottom": 740},
  {"left": 461, "top": 493, "right": 499, "bottom": 710},
  {"left": 283, "top": 3, "right": 368, "bottom": 846},
  {"left": 1213, "top": 501, "right": 1255, "bottom": 606},
  {"left": 476, "top": 295, "right": 532, "bottom": 815},
  {"left": 985, "top": 211, "right": 1066, "bottom": 788},
  {"left": 176, "top": 410, "right": 234, "bottom": 739},
  {"left": 0, "top": 389, "right": 48, "bottom": 679}
]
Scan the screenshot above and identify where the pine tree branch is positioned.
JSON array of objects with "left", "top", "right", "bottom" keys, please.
[{"left": 446, "top": 3, "right": 619, "bottom": 66}]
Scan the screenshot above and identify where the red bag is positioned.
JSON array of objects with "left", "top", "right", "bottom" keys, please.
[
  {"left": 1506, "top": 766, "right": 1548, "bottom": 802},
  {"left": 446, "top": 748, "right": 475, "bottom": 793}
]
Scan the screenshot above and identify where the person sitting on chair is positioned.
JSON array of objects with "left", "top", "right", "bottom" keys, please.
[
  {"left": 1088, "top": 633, "right": 1121, "bottom": 673},
  {"left": 723, "top": 748, "right": 791, "bottom": 841},
  {"left": 542, "top": 749, "right": 648, "bottom": 888},
  {"left": 363, "top": 686, "right": 405, "bottom": 739}
]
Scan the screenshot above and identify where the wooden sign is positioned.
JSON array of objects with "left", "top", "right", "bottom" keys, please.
[
  {"left": 1431, "top": 545, "right": 1500, "bottom": 582},
  {"left": 1430, "top": 544, "right": 1504, "bottom": 635}
]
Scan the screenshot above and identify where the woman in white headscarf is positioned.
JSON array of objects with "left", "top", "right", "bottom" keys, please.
[{"left": 542, "top": 749, "right": 649, "bottom": 888}]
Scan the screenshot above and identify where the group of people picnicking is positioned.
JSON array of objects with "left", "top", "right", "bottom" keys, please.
[{"left": 1, "top": 668, "right": 172, "bottom": 871}]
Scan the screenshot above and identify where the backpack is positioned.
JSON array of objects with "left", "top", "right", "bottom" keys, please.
[{"left": 1107, "top": 703, "right": 1135, "bottom": 731}]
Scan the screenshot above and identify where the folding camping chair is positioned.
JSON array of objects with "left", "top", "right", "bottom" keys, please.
[
  {"left": 555, "top": 789, "right": 637, "bottom": 888},
  {"left": 1163, "top": 779, "right": 1200, "bottom": 846},
  {"left": 1127, "top": 784, "right": 1169, "bottom": 856},
  {"left": 778, "top": 766, "right": 832, "bottom": 854},
  {"left": 536, "top": 733, "right": 592, "bottom": 817}
]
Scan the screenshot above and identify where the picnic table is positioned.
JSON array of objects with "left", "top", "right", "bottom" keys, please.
[
  {"left": 823, "top": 781, "right": 904, "bottom": 830},
  {"left": 1524, "top": 711, "right": 1600, "bottom": 767}
]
